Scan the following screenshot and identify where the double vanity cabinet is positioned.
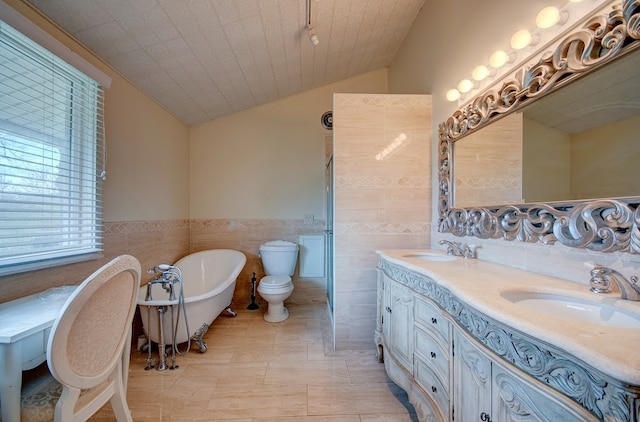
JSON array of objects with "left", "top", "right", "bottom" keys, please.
[{"left": 375, "top": 250, "right": 640, "bottom": 421}]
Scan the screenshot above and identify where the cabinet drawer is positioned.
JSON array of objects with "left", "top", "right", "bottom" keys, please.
[
  {"left": 415, "top": 357, "right": 450, "bottom": 420},
  {"left": 20, "top": 330, "right": 48, "bottom": 370},
  {"left": 415, "top": 327, "right": 449, "bottom": 389},
  {"left": 415, "top": 297, "right": 449, "bottom": 344}
]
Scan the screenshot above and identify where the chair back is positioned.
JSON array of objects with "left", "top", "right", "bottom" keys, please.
[{"left": 47, "top": 255, "right": 141, "bottom": 390}]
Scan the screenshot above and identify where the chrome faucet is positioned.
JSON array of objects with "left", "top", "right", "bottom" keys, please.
[
  {"left": 589, "top": 264, "right": 640, "bottom": 301},
  {"left": 438, "top": 240, "right": 475, "bottom": 259}
]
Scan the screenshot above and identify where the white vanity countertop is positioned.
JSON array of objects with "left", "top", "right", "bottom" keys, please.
[{"left": 376, "top": 249, "right": 640, "bottom": 386}]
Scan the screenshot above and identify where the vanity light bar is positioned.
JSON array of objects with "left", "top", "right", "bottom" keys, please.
[{"left": 446, "top": 0, "right": 591, "bottom": 102}]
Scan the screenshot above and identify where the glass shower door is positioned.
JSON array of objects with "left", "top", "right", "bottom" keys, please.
[{"left": 325, "top": 155, "right": 334, "bottom": 313}]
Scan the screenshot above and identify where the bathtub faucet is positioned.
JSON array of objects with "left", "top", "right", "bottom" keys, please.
[{"left": 146, "top": 264, "right": 183, "bottom": 301}]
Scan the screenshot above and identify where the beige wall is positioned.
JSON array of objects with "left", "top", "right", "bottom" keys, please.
[
  {"left": 333, "top": 93, "right": 431, "bottom": 350},
  {"left": 1, "top": 1, "right": 190, "bottom": 302},
  {"left": 103, "top": 78, "right": 189, "bottom": 222},
  {"left": 523, "top": 118, "right": 571, "bottom": 202},
  {"left": 188, "top": 69, "right": 388, "bottom": 306},
  {"left": 389, "top": 0, "right": 640, "bottom": 282},
  {"left": 189, "top": 69, "right": 388, "bottom": 220},
  {"left": 571, "top": 114, "right": 640, "bottom": 199}
]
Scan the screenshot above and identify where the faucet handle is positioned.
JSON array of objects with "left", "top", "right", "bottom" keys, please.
[
  {"left": 590, "top": 275, "right": 611, "bottom": 293},
  {"left": 589, "top": 265, "right": 611, "bottom": 293}
]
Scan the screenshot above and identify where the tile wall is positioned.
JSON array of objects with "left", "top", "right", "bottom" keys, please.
[
  {"left": 454, "top": 113, "right": 523, "bottom": 207},
  {"left": 332, "top": 93, "right": 432, "bottom": 350},
  {"left": 190, "top": 218, "right": 326, "bottom": 306},
  {"left": 1, "top": 220, "right": 190, "bottom": 304},
  {"left": 1, "top": 218, "right": 325, "bottom": 310}
]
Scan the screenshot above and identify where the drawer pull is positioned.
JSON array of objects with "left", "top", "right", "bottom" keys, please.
[
  {"left": 430, "top": 351, "right": 436, "bottom": 358},
  {"left": 480, "top": 412, "right": 492, "bottom": 422},
  {"left": 431, "top": 386, "right": 437, "bottom": 393},
  {"left": 431, "top": 317, "right": 437, "bottom": 324},
  {"left": 386, "top": 306, "right": 392, "bottom": 313}
]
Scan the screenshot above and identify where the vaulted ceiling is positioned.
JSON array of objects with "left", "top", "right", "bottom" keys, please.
[{"left": 27, "top": 0, "right": 426, "bottom": 126}]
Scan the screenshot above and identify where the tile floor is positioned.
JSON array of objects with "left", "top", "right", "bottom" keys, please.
[{"left": 91, "top": 283, "right": 418, "bottom": 421}]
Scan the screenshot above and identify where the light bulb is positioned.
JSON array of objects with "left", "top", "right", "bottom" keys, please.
[
  {"left": 446, "top": 89, "right": 460, "bottom": 102},
  {"left": 457, "top": 79, "right": 474, "bottom": 93},
  {"left": 489, "top": 50, "right": 508, "bottom": 68},
  {"left": 472, "top": 65, "right": 490, "bottom": 81},
  {"left": 511, "top": 29, "right": 532, "bottom": 50},
  {"left": 536, "top": 6, "right": 562, "bottom": 29}
]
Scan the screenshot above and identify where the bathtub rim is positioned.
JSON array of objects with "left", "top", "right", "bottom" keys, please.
[{"left": 137, "top": 248, "right": 246, "bottom": 306}]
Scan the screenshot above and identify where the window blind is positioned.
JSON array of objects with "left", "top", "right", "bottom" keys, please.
[{"left": 0, "top": 19, "right": 104, "bottom": 275}]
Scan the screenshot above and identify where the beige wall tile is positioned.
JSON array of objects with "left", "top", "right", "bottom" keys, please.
[{"left": 333, "top": 93, "right": 432, "bottom": 350}]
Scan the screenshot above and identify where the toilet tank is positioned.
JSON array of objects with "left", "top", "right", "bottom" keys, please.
[{"left": 259, "top": 240, "right": 299, "bottom": 276}]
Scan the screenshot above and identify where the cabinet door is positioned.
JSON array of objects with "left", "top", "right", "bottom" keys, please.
[
  {"left": 491, "top": 361, "right": 596, "bottom": 422},
  {"left": 453, "top": 329, "right": 492, "bottom": 421},
  {"left": 383, "top": 277, "right": 414, "bottom": 372}
]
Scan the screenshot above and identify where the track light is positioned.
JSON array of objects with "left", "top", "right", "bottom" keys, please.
[{"left": 306, "top": 0, "right": 319, "bottom": 46}]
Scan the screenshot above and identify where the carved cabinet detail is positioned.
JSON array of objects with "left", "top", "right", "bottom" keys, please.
[{"left": 376, "top": 265, "right": 602, "bottom": 422}]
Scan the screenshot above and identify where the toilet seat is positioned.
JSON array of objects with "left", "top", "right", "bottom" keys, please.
[
  {"left": 258, "top": 275, "right": 292, "bottom": 291},
  {"left": 257, "top": 275, "right": 294, "bottom": 323}
]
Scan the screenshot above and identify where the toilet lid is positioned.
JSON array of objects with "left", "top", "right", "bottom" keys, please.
[
  {"left": 259, "top": 240, "right": 299, "bottom": 252},
  {"left": 259, "top": 275, "right": 292, "bottom": 289}
]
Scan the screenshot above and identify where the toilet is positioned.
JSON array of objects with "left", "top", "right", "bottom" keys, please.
[{"left": 257, "top": 240, "right": 298, "bottom": 322}]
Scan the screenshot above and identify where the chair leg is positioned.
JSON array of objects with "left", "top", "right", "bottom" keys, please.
[
  {"left": 54, "top": 385, "right": 80, "bottom": 422},
  {"left": 110, "top": 365, "right": 133, "bottom": 422}
]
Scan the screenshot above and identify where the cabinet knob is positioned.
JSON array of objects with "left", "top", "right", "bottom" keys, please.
[
  {"left": 431, "top": 317, "right": 437, "bottom": 324},
  {"left": 431, "top": 386, "right": 437, "bottom": 393},
  {"left": 386, "top": 306, "right": 392, "bottom": 313},
  {"left": 480, "top": 412, "right": 492, "bottom": 422},
  {"left": 430, "top": 351, "right": 436, "bottom": 358}
]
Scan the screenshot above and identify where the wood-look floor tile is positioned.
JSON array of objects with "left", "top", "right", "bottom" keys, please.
[
  {"left": 231, "top": 344, "right": 308, "bottom": 362},
  {"left": 360, "top": 414, "right": 418, "bottom": 421},
  {"left": 182, "top": 361, "right": 268, "bottom": 385},
  {"left": 205, "top": 383, "right": 307, "bottom": 419},
  {"left": 346, "top": 356, "right": 389, "bottom": 383},
  {"left": 274, "top": 325, "right": 324, "bottom": 344},
  {"left": 89, "top": 287, "right": 417, "bottom": 421},
  {"left": 308, "top": 383, "right": 411, "bottom": 416},
  {"left": 252, "top": 416, "right": 361, "bottom": 422},
  {"left": 264, "top": 359, "right": 351, "bottom": 384}
]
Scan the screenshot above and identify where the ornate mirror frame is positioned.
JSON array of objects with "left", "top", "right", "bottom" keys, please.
[{"left": 438, "top": 0, "right": 640, "bottom": 254}]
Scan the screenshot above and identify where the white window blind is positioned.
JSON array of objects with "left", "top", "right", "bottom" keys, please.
[{"left": 0, "top": 19, "right": 105, "bottom": 275}]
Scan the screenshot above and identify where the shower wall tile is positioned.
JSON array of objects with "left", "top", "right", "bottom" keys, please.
[{"left": 333, "top": 93, "right": 432, "bottom": 350}]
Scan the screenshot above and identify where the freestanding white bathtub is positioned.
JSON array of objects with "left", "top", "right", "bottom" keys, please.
[{"left": 137, "top": 249, "right": 246, "bottom": 352}]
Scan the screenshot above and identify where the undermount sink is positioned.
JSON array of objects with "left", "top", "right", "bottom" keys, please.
[
  {"left": 501, "top": 290, "right": 640, "bottom": 329},
  {"left": 402, "top": 252, "right": 456, "bottom": 262}
]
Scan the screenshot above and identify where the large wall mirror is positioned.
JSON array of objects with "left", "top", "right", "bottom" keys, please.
[{"left": 438, "top": 0, "right": 640, "bottom": 254}]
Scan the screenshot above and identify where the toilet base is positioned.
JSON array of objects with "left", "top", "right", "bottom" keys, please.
[{"left": 263, "top": 302, "right": 289, "bottom": 323}]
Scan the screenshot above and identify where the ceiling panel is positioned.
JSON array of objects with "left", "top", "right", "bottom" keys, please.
[{"left": 27, "top": 0, "right": 426, "bottom": 126}]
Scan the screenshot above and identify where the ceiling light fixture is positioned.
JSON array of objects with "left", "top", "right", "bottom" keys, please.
[
  {"left": 510, "top": 29, "right": 534, "bottom": 50},
  {"left": 472, "top": 65, "right": 491, "bottom": 81},
  {"left": 446, "top": 0, "right": 579, "bottom": 103},
  {"left": 446, "top": 89, "right": 461, "bottom": 102},
  {"left": 489, "top": 50, "right": 511, "bottom": 68},
  {"left": 536, "top": 6, "right": 567, "bottom": 29},
  {"left": 306, "top": 0, "right": 319, "bottom": 46},
  {"left": 457, "top": 79, "right": 474, "bottom": 94}
]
